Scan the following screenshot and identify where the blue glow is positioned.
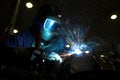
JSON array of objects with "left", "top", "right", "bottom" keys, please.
[
  {"left": 41, "top": 29, "right": 54, "bottom": 41},
  {"left": 74, "top": 49, "right": 82, "bottom": 55},
  {"left": 47, "top": 52, "right": 63, "bottom": 63},
  {"left": 43, "top": 18, "right": 57, "bottom": 32},
  {"left": 40, "top": 42, "right": 44, "bottom": 45},
  {"left": 41, "top": 18, "right": 59, "bottom": 41},
  {"left": 80, "top": 44, "right": 87, "bottom": 50},
  {"left": 57, "top": 24, "right": 95, "bottom": 55},
  {"left": 45, "top": 37, "right": 65, "bottom": 53},
  {"left": 42, "top": 23, "right": 96, "bottom": 58},
  {"left": 40, "top": 42, "right": 46, "bottom": 49}
]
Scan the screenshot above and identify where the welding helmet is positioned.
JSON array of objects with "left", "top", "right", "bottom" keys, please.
[{"left": 36, "top": 4, "right": 62, "bottom": 41}]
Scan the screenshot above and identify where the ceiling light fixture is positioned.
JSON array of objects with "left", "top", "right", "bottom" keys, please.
[
  {"left": 110, "top": 14, "right": 117, "bottom": 20},
  {"left": 13, "top": 29, "right": 18, "bottom": 34},
  {"left": 58, "top": 14, "right": 62, "bottom": 18},
  {"left": 26, "top": 2, "right": 33, "bottom": 8}
]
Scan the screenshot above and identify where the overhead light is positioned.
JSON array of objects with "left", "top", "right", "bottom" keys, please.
[
  {"left": 58, "top": 14, "right": 62, "bottom": 18},
  {"left": 100, "top": 55, "right": 104, "bottom": 57},
  {"left": 110, "top": 14, "right": 117, "bottom": 20},
  {"left": 26, "top": 2, "right": 33, "bottom": 8},
  {"left": 13, "top": 29, "right": 18, "bottom": 34}
]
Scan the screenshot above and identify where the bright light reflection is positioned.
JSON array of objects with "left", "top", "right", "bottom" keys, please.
[
  {"left": 66, "top": 44, "right": 70, "bottom": 48},
  {"left": 47, "top": 52, "right": 63, "bottom": 63},
  {"left": 85, "top": 50, "right": 90, "bottom": 54},
  {"left": 74, "top": 49, "right": 82, "bottom": 55}
]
